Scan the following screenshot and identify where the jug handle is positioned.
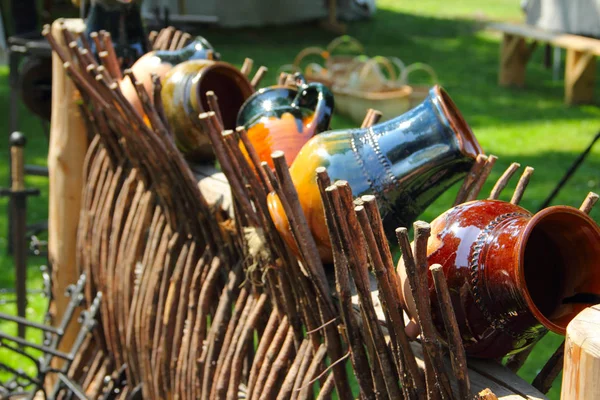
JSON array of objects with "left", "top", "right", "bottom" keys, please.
[{"left": 291, "top": 73, "right": 334, "bottom": 135}]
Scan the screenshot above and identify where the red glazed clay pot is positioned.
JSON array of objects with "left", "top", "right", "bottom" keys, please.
[{"left": 398, "top": 200, "right": 600, "bottom": 358}]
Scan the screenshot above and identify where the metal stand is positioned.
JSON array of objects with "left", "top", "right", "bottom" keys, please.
[
  {"left": 0, "top": 132, "right": 40, "bottom": 338},
  {"left": 6, "top": 36, "right": 51, "bottom": 255},
  {"left": 539, "top": 129, "right": 600, "bottom": 210},
  {"left": 0, "top": 274, "right": 102, "bottom": 400}
]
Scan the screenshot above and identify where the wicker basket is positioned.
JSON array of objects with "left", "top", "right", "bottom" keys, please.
[{"left": 281, "top": 36, "right": 439, "bottom": 124}]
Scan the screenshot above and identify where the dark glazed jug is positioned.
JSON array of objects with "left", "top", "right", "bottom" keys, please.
[
  {"left": 268, "top": 85, "right": 482, "bottom": 262},
  {"left": 161, "top": 60, "right": 255, "bottom": 161},
  {"left": 398, "top": 200, "right": 600, "bottom": 358},
  {"left": 85, "top": 0, "right": 148, "bottom": 68},
  {"left": 237, "top": 75, "right": 334, "bottom": 169}
]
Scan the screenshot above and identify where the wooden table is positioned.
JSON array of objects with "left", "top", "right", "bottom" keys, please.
[{"left": 489, "top": 22, "right": 600, "bottom": 105}]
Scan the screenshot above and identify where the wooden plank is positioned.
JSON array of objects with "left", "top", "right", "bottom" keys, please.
[
  {"left": 565, "top": 50, "right": 596, "bottom": 104},
  {"left": 561, "top": 305, "right": 600, "bottom": 400},
  {"left": 489, "top": 22, "right": 600, "bottom": 56},
  {"left": 48, "top": 17, "right": 88, "bottom": 388},
  {"left": 499, "top": 34, "right": 529, "bottom": 87}
]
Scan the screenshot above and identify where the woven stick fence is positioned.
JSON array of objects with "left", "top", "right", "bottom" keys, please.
[{"left": 40, "top": 23, "right": 596, "bottom": 400}]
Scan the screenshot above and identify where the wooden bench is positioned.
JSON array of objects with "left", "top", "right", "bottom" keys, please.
[{"left": 489, "top": 22, "right": 600, "bottom": 105}]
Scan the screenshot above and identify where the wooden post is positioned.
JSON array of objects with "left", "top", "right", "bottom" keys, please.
[
  {"left": 48, "top": 18, "right": 88, "bottom": 368},
  {"left": 565, "top": 49, "right": 596, "bottom": 105},
  {"left": 561, "top": 305, "right": 600, "bottom": 399},
  {"left": 499, "top": 34, "right": 536, "bottom": 88}
]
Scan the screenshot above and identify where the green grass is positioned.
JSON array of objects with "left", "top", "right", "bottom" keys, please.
[{"left": 2, "top": 0, "right": 599, "bottom": 397}]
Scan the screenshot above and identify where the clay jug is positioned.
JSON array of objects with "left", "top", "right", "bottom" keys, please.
[
  {"left": 85, "top": 0, "right": 148, "bottom": 68},
  {"left": 398, "top": 200, "right": 600, "bottom": 358},
  {"left": 121, "top": 36, "right": 217, "bottom": 116},
  {"left": 237, "top": 74, "right": 334, "bottom": 169},
  {"left": 267, "top": 85, "right": 482, "bottom": 262},
  {"left": 161, "top": 60, "right": 255, "bottom": 161}
]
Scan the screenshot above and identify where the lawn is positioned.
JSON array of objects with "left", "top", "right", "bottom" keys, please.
[{"left": 2, "top": 0, "right": 600, "bottom": 398}]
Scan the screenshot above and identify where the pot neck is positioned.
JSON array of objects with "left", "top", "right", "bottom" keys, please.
[
  {"left": 155, "top": 38, "right": 216, "bottom": 65},
  {"left": 346, "top": 91, "right": 478, "bottom": 230}
]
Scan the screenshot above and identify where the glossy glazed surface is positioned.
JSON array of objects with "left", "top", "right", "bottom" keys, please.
[
  {"left": 238, "top": 81, "right": 334, "bottom": 168},
  {"left": 122, "top": 36, "right": 217, "bottom": 119},
  {"left": 398, "top": 200, "right": 600, "bottom": 358},
  {"left": 268, "top": 85, "right": 482, "bottom": 262},
  {"left": 161, "top": 60, "right": 254, "bottom": 161}
]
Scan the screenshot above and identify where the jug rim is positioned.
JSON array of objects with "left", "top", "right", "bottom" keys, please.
[
  {"left": 433, "top": 85, "right": 483, "bottom": 159},
  {"left": 516, "top": 204, "right": 600, "bottom": 335}
]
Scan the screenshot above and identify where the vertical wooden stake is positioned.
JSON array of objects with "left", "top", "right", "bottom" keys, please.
[
  {"left": 561, "top": 305, "right": 600, "bottom": 400},
  {"left": 565, "top": 50, "right": 596, "bottom": 105}
]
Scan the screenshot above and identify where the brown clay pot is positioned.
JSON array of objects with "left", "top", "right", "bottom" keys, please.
[
  {"left": 161, "top": 60, "right": 254, "bottom": 161},
  {"left": 398, "top": 199, "right": 600, "bottom": 358}
]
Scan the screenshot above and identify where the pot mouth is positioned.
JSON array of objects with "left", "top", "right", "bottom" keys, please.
[
  {"left": 194, "top": 62, "right": 255, "bottom": 130},
  {"left": 432, "top": 85, "right": 483, "bottom": 160},
  {"left": 517, "top": 205, "right": 600, "bottom": 335}
]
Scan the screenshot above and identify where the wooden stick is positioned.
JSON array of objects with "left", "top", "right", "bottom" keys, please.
[
  {"left": 397, "top": 226, "right": 447, "bottom": 400},
  {"left": 148, "top": 30, "right": 158, "bottom": 48},
  {"left": 213, "top": 292, "right": 257, "bottom": 399},
  {"left": 297, "top": 344, "right": 328, "bottom": 399},
  {"left": 355, "top": 205, "right": 418, "bottom": 400},
  {"left": 510, "top": 166, "right": 534, "bottom": 205},
  {"left": 241, "top": 58, "right": 254, "bottom": 76},
  {"left": 237, "top": 127, "right": 272, "bottom": 193},
  {"left": 43, "top": 25, "right": 73, "bottom": 65},
  {"left": 318, "top": 179, "right": 375, "bottom": 400},
  {"left": 270, "top": 151, "right": 331, "bottom": 311},
  {"left": 331, "top": 181, "right": 401, "bottom": 399},
  {"left": 178, "top": 32, "right": 192, "bottom": 50},
  {"left": 170, "top": 30, "right": 183, "bottom": 51},
  {"left": 79, "top": 30, "right": 93, "bottom": 54},
  {"left": 200, "top": 113, "right": 259, "bottom": 226},
  {"left": 465, "top": 155, "right": 498, "bottom": 202},
  {"left": 227, "top": 293, "right": 268, "bottom": 400},
  {"left": 269, "top": 155, "right": 352, "bottom": 399},
  {"left": 206, "top": 91, "right": 224, "bottom": 128},
  {"left": 315, "top": 373, "right": 335, "bottom": 400},
  {"left": 251, "top": 66, "right": 268, "bottom": 88},
  {"left": 277, "top": 72, "right": 289, "bottom": 86},
  {"left": 261, "top": 328, "right": 296, "bottom": 399},
  {"left": 360, "top": 108, "right": 383, "bottom": 128},
  {"left": 580, "top": 192, "right": 599, "bottom": 214},
  {"left": 454, "top": 154, "right": 487, "bottom": 205},
  {"left": 360, "top": 194, "right": 424, "bottom": 393},
  {"left": 355, "top": 201, "right": 423, "bottom": 398},
  {"left": 532, "top": 340, "right": 565, "bottom": 394},
  {"left": 249, "top": 316, "right": 290, "bottom": 400},
  {"left": 276, "top": 340, "right": 309, "bottom": 400},
  {"left": 102, "top": 32, "right": 123, "bottom": 80},
  {"left": 291, "top": 343, "right": 315, "bottom": 400},
  {"left": 489, "top": 162, "right": 520, "bottom": 200},
  {"left": 430, "top": 264, "right": 470, "bottom": 400},
  {"left": 90, "top": 32, "right": 104, "bottom": 53},
  {"left": 151, "top": 74, "right": 172, "bottom": 135}
]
